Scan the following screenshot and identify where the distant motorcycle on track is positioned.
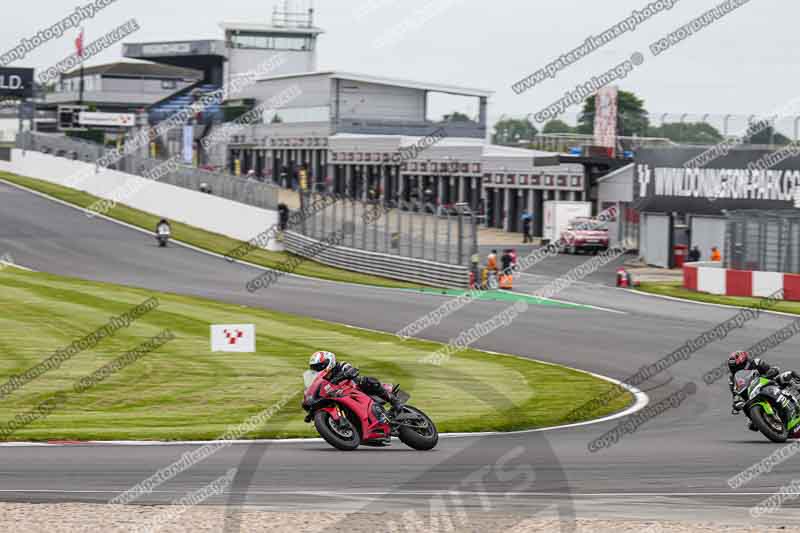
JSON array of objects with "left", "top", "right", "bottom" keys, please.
[
  {"left": 732, "top": 369, "right": 800, "bottom": 442},
  {"left": 156, "top": 220, "right": 171, "bottom": 248},
  {"left": 302, "top": 369, "right": 438, "bottom": 451}
]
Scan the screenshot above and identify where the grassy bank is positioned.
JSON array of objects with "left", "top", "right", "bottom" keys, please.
[
  {"left": 636, "top": 281, "right": 800, "bottom": 315},
  {"left": 0, "top": 268, "right": 632, "bottom": 441},
  {"left": 0, "top": 171, "right": 422, "bottom": 290}
]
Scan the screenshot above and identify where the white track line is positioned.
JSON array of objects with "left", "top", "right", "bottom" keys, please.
[
  {"left": 1, "top": 262, "right": 34, "bottom": 272},
  {"left": 627, "top": 288, "right": 800, "bottom": 319},
  {"left": 0, "top": 371, "right": 647, "bottom": 447},
  {"left": 542, "top": 297, "right": 626, "bottom": 315},
  {"left": 0, "top": 176, "right": 649, "bottom": 446},
  {"left": 0, "top": 489, "right": 786, "bottom": 497}
]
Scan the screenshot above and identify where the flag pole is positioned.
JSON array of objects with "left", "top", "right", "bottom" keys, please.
[{"left": 77, "top": 28, "right": 85, "bottom": 106}]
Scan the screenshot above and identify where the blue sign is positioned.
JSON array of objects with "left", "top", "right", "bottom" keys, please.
[{"left": 182, "top": 125, "right": 194, "bottom": 164}]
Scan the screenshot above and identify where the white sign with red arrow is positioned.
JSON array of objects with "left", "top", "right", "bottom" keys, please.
[{"left": 211, "top": 324, "right": 256, "bottom": 353}]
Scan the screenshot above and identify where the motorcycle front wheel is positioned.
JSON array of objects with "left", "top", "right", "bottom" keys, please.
[
  {"left": 398, "top": 405, "right": 438, "bottom": 451},
  {"left": 749, "top": 404, "right": 789, "bottom": 443},
  {"left": 314, "top": 409, "right": 360, "bottom": 451}
]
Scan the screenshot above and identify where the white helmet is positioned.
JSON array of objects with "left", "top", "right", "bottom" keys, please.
[{"left": 309, "top": 351, "right": 336, "bottom": 372}]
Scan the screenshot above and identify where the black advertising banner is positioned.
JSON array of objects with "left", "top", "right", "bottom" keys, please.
[
  {"left": 633, "top": 146, "right": 800, "bottom": 214},
  {"left": 0, "top": 67, "right": 34, "bottom": 98}
]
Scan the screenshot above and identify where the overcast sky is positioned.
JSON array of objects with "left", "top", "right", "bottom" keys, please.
[{"left": 1, "top": 0, "right": 796, "bottom": 134}]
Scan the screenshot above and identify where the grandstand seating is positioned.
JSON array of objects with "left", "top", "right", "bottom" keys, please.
[{"left": 148, "top": 83, "right": 224, "bottom": 125}]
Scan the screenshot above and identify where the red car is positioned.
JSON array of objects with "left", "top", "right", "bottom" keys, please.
[{"left": 561, "top": 218, "right": 609, "bottom": 254}]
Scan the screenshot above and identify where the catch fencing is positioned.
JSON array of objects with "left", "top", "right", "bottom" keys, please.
[
  {"left": 296, "top": 192, "right": 478, "bottom": 268},
  {"left": 16, "top": 131, "right": 279, "bottom": 211},
  {"left": 726, "top": 210, "right": 800, "bottom": 273}
]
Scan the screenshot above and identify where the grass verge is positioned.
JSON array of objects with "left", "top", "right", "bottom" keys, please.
[
  {"left": 636, "top": 281, "right": 800, "bottom": 315},
  {"left": 0, "top": 171, "right": 422, "bottom": 290},
  {"left": 0, "top": 268, "right": 632, "bottom": 441}
]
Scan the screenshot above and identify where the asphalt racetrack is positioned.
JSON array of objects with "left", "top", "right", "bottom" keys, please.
[{"left": 2, "top": 180, "right": 800, "bottom": 524}]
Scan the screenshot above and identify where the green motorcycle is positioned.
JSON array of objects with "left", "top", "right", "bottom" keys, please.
[{"left": 732, "top": 369, "right": 800, "bottom": 442}]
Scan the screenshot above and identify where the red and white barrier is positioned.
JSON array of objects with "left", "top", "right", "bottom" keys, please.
[{"left": 684, "top": 262, "right": 800, "bottom": 301}]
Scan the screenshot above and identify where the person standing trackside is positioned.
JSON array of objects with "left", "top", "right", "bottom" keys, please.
[
  {"left": 487, "top": 250, "right": 498, "bottom": 273},
  {"left": 711, "top": 246, "right": 722, "bottom": 262},
  {"left": 688, "top": 245, "right": 701, "bottom": 262},
  {"left": 522, "top": 214, "right": 533, "bottom": 243},
  {"left": 486, "top": 249, "right": 499, "bottom": 289}
]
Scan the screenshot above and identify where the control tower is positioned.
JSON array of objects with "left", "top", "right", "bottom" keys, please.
[
  {"left": 221, "top": 0, "right": 324, "bottom": 85},
  {"left": 121, "top": 1, "right": 324, "bottom": 124}
]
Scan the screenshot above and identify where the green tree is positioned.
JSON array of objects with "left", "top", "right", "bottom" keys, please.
[
  {"left": 542, "top": 119, "right": 574, "bottom": 134},
  {"left": 746, "top": 123, "right": 792, "bottom": 146},
  {"left": 649, "top": 122, "right": 724, "bottom": 144},
  {"left": 443, "top": 111, "right": 472, "bottom": 122},
  {"left": 577, "top": 90, "right": 649, "bottom": 137},
  {"left": 271, "top": 114, "right": 283, "bottom": 124},
  {"left": 492, "top": 117, "right": 538, "bottom": 145}
]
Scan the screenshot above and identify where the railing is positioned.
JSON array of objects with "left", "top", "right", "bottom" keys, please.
[
  {"left": 283, "top": 231, "right": 471, "bottom": 288},
  {"left": 297, "top": 192, "right": 478, "bottom": 268},
  {"left": 726, "top": 210, "right": 800, "bottom": 274}
]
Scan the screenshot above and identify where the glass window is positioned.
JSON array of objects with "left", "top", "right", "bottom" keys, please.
[{"left": 231, "top": 32, "right": 313, "bottom": 51}]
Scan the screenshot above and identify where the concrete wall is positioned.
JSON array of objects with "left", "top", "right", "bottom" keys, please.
[
  {"left": 337, "top": 81, "right": 425, "bottom": 122},
  {"left": 245, "top": 73, "right": 330, "bottom": 109},
  {"left": 0, "top": 150, "right": 280, "bottom": 250}
]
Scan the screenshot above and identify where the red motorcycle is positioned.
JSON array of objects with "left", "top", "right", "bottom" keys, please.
[{"left": 302, "top": 370, "right": 438, "bottom": 451}]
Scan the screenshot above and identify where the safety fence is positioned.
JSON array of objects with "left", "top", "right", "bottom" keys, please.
[
  {"left": 726, "top": 210, "right": 800, "bottom": 274},
  {"left": 283, "top": 231, "right": 470, "bottom": 288},
  {"left": 296, "top": 192, "right": 478, "bottom": 268},
  {"left": 16, "top": 131, "right": 280, "bottom": 211}
]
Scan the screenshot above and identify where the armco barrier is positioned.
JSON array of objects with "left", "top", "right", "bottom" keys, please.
[
  {"left": 684, "top": 262, "right": 800, "bottom": 301},
  {"left": 284, "top": 231, "right": 470, "bottom": 288}
]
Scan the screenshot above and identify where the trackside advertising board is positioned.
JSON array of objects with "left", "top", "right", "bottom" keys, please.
[
  {"left": 634, "top": 146, "right": 800, "bottom": 214},
  {"left": 78, "top": 112, "right": 136, "bottom": 128},
  {"left": 0, "top": 67, "right": 34, "bottom": 98},
  {"left": 211, "top": 324, "right": 256, "bottom": 353}
]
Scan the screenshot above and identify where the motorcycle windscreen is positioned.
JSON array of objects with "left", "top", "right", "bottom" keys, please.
[
  {"left": 303, "top": 370, "right": 319, "bottom": 391},
  {"left": 734, "top": 369, "right": 758, "bottom": 394}
]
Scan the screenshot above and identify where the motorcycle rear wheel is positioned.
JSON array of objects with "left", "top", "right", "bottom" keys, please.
[
  {"left": 749, "top": 404, "right": 789, "bottom": 443},
  {"left": 314, "top": 409, "right": 361, "bottom": 451},
  {"left": 398, "top": 406, "right": 438, "bottom": 451}
]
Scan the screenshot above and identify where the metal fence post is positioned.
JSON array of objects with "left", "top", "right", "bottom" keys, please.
[
  {"left": 350, "top": 199, "right": 357, "bottom": 247},
  {"left": 446, "top": 212, "right": 452, "bottom": 264},
  {"left": 457, "top": 211, "right": 464, "bottom": 266},
  {"left": 300, "top": 191, "right": 308, "bottom": 236},
  {"left": 408, "top": 202, "right": 415, "bottom": 258},
  {"left": 471, "top": 212, "right": 479, "bottom": 269},
  {"left": 362, "top": 199, "right": 368, "bottom": 250},
  {"left": 309, "top": 193, "right": 317, "bottom": 239},
  {"left": 330, "top": 193, "right": 339, "bottom": 235},
  {"left": 421, "top": 204, "right": 428, "bottom": 260},
  {"left": 433, "top": 206, "right": 439, "bottom": 263},
  {"left": 372, "top": 202, "right": 379, "bottom": 252},
  {"left": 398, "top": 201, "right": 404, "bottom": 256}
]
